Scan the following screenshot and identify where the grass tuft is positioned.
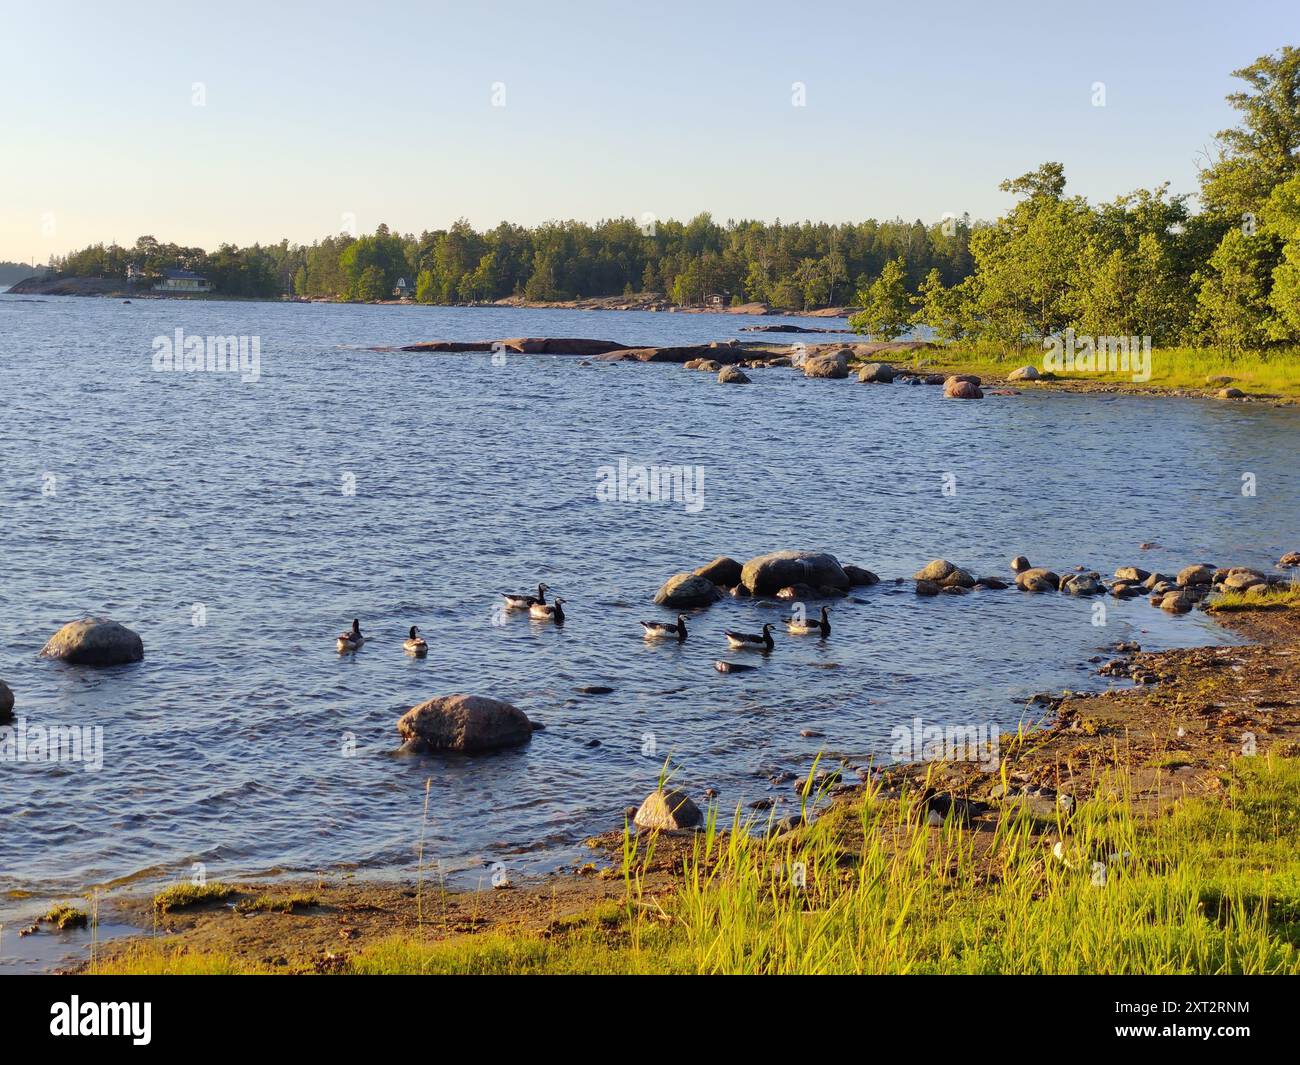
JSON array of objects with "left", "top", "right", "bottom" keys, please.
[{"left": 153, "top": 881, "right": 234, "bottom": 914}]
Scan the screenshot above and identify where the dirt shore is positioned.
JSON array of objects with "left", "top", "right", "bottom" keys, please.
[{"left": 72, "top": 600, "right": 1300, "bottom": 974}]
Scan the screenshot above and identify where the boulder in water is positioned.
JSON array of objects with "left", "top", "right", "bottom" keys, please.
[
  {"left": 39, "top": 618, "right": 144, "bottom": 666},
  {"left": 654, "top": 572, "right": 724, "bottom": 607},
  {"left": 397, "top": 694, "right": 532, "bottom": 753},
  {"left": 693, "top": 556, "right": 743, "bottom": 587},
  {"left": 740, "top": 550, "right": 849, "bottom": 596}
]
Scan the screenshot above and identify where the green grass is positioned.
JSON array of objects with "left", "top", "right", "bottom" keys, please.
[
  {"left": 41, "top": 904, "right": 88, "bottom": 930},
  {"left": 152, "top": 881, "right": 234, "bottom": 914},
  {"left": 1210, "top": 583, "right": 1300, "bottom": 612},
  {"left": 232, "top": 892, "right": 319, "bottom": 915},
  {"left": 912, "top": 342, "right": 1300, "bottom": 397},
  {"left": 100, "top": 756, "right": 1300, "bottom": 975}
]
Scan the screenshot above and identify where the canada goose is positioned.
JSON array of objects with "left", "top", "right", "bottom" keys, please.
[
  {"left": 530, "top": 597, "right": 565, "bottom": 623},
  {"left": 785, "top": 605, "right": 830, "bottom": 636},
  {"left": 403, "top": 625, "right": 428, "bottom": 657},
  {"left": 640, "top": 615, "right": 687, "bottom": 641},
  {"left": 336, "top": 618, "right": 364, "bottom": 653},
  {"left": 724, "top": 622, "right": 774, "bottom": 651},
  {"left": 502, "top": 583, "right": 549, "bottom": 611}
]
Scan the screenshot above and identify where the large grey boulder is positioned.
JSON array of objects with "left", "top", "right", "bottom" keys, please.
[
  {"left": 39, "top": 618, "right": 144, "bottom": 666},
  {"left": 740, "top": 550, "right": 849, "bottom": 596},
  {"left": 858, "top": 362, "right": 894, "bottom": 383},
  {"left": 717, "top": 365, "right": 752, "bottom": 384},
  {"left": 397, "top": 694, "right": 533, "bottom": 754},
  {"left": 654, "top": 572, "right": 724, "bottom": 607}
]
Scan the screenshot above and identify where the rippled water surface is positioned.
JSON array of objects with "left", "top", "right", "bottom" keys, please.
[{"left": 3, "top": 295, "right": 1298, "bottom": 945}]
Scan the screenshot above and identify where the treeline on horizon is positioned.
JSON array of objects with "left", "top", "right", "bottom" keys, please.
[
  {"left": 42, "top": 45, "right": 1300, "bottom": 354},
  {"left": 46, "top": 214, "right": 974, "bottom": 311}
]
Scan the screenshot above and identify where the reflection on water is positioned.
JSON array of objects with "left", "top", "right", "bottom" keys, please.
[{"left": 1, "top": 296, "right": 1296, "bottom": 938}]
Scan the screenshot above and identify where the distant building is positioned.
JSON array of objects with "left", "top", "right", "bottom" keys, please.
[
  {"left": 393, "top": 277, "right": 412, "bottom": 299},
  {"left": 705, "top": 292, "right": 732, "bottom": 308},
  {"left": 153, "top": 268, "right": 212, "bottom": 294},
  {"left": 125, "top": 263, "right": 144, "bottom": 284}
]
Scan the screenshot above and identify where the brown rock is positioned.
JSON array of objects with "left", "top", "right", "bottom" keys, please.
[
  {"left": 740, "top": 550, "right": 849, "bottom": 595},
  {"left": 39, "top": 618, "right": 144, "bottom": 667},
  {"left": 1016, "top": 568, "right": 1060, "bottom": 593},
  {"left": 943, "top": 377, "right": 983, "bottom": 399},
  {"left": 693, "top": 556, "right": 743, "bottom": 587},
  {"left": 633, "top": 789, "right": 702, "bottom": 831},
  {"left": 654, "top": 573, "right": 723, "bottom": 607},
  {"left": 397, "top": 694, "right": 533, "bottom": 753}
]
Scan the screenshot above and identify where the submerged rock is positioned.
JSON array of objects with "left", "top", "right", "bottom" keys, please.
[
  {"left": 914, "top": 580, "right": 941, "bottom": 597},
  {"left": 1278, "top": 551, "right": 1300, "bottom": 568},
  {"left": 943, "top": 377, "right": 984, "bottom": 399},
  {"left": 654, "top": 572, "right": 723, "bottom": 607},
  {"left": 913, "top": 559, "right": 956, "bottom": 582},
  {"left": 1114, "top": 566, "right": 1150, "bottom": 582},
  {"left": 740, "top": 550, "right": 849, "bottom": 596},
  {"left": 1061, "top": 573, "right": 1104, "bottom": 596},
  {"left": 1010, "top": 555, "right": 1032, "bottom": 573},
  {"left": 39, "top": 618, "right": 144, "bottom": 666},
  {"left": 633, "top": 789, "right": 702, "bottom": 831},
  {"left": 842, "top": 564, "right": 880, "bottom": 587},
  {"left": 858, "top": 362, "right": 894, "bottom": 383},
  {"left": 717, "top": 365, "right": 752, "bottom": 384},
  {"left": 397, "top": 694, "right": 533, "bottom": 753},
  {"left": 1016, "top": 568, "right": 1060, "bottom": 593}
]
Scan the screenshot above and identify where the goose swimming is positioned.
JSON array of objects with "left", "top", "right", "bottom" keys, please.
[
  {"left": 724, "top": 622, "right": 774, "bottom": 651},
  {"left": 502, "top": 583, "right": 549, "bottom": 611},
  {"left": 785, "top": 605, "right": 830, "bottom": 637},
  {"left": 403, "top": 625, "right": 428, "bottom": 657},
  {"left": 640, "top": 615, "right": 687, "bottom": 641},
  {"left": 336, "top": 618, "right": 364, "bottom": 653},
  {"left": 529, "top": 597, "right": 566, "bottom": 623}
]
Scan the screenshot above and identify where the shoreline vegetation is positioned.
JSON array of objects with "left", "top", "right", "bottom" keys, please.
[
  {"left": 10, "top": 46, "right": 1300, "bottom": 370},
  {"left": 73, "top": 591, "right": 1300, "bottom": 975}
]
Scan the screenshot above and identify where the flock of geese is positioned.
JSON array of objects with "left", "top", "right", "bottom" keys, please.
[{"left": 333, "top": 583, "right": 832, "bottom": 656}]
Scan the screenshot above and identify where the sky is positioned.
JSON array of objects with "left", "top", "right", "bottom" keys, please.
[{"left": 0, "top": 0, "right": 1295, "bottom": 261}]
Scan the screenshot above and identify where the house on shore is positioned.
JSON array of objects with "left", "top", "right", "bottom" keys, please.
[
  {"left": 393, "top": 277, "right": 412, "bottom": 299},
  {"left": 154, "top": 268, "right": 212, "bottom": 294}
]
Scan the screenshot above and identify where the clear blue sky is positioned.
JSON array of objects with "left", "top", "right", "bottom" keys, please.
[{"left": 0, "top": 0, "right": 1294, "bottom": 260}]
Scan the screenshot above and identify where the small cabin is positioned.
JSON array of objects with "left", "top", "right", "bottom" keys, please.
[
  {"left": 393, "top": 277, "right": 412, "bottom": 299},
  {"left": 154, "top": 268, "right": 211, "bottom": 293},
  {"left": 705, "top": 291, "right": 732, "bottom": 308}
]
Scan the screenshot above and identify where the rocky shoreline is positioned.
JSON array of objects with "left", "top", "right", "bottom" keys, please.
[
  {"left": 389, "top": 335, "right": 1296, "bottom": 405},
  {"left": 45, "top": 546, "right": 1299, "bottom": 974}
]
